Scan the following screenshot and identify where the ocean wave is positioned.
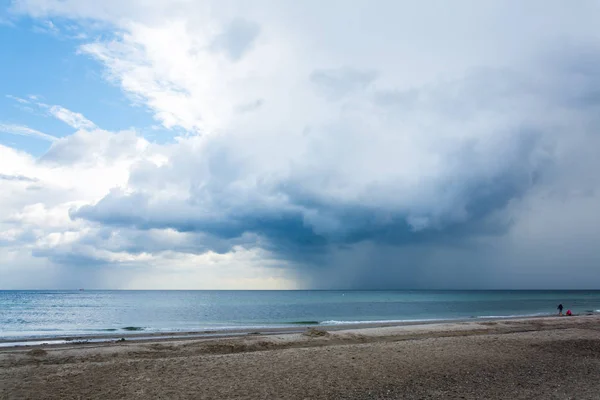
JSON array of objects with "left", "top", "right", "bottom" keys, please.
[{"left": 121, "top": 326, "right": 145, "bottom": 331}]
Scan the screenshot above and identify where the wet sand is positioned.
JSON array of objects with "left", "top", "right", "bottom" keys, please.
[{"left": 1, "top": 315, "right": 599, "bottom": 399}]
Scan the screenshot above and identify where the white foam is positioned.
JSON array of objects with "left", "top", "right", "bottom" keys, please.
[
  {"left": 476, "top": 312, "right": 549, "bottom": 319},
  {"left": 320, "top": 313, "right": 555, "bottom": 326},
  {"left": 320, "top": 318, "right": 440, "bottom": 326}
]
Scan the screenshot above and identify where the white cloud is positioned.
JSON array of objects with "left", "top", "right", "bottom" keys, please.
[
  {"left": 6, "top": 95, "right": 30, "bottom": 104},
  {"left": 6, "top": 95, "right": 98, "bottom": 130},
  {"left": 32, "top": 19, "right": 59, "bottom": 35},
  {"left": 0, "top": 123, "right": 58, "bottom": 142},
  {"left": 47, "top": 105, "right": 97, "bottom": 129}
]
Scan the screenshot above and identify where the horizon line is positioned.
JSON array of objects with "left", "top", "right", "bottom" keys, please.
[{"left": 1, "top": 288, "right": 600, "bottom": 292}]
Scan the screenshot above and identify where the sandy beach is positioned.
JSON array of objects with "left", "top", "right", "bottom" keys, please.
[{"left": 1, "top": 315, "right": 599, "bottom": 399}]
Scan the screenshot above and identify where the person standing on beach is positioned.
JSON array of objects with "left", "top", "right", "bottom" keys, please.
[{"left": 557, "top": 303, "right": 563, "bottom": 316}]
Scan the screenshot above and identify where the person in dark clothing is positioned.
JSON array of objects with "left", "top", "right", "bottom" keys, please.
[{"left": 557, "top": 303, "right": 563, "bottom": 316}]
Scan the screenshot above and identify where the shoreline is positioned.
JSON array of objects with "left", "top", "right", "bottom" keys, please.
[
  {"left": 0, "top": 313, "right": 594, "bottom": 349},
  {"left": 2, "top": 314, "right": 600, "bottom": 399},
  {"left": 0, "top": 312, "right": 584, "bottom": 347}
]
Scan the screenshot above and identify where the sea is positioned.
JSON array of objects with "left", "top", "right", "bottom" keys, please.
[{"left": 1, "top": 290, "right": 600, "bottom": 341}]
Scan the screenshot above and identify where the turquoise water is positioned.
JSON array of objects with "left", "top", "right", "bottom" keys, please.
[{"left": 1, "top": 290, "right": 599, "bottom": 340}]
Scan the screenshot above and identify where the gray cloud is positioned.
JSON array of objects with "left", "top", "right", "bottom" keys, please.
[
  {"left": 235, "top": 99, "right": 264, "bottom": 114},
  {"left": 31, "top": 247, "right": 110, "bottom": 267},
  {"left": 0, "top": 173, "right": 38, "bottom": 182},
  {"left": 210, "top": 19, "right": 260, "bottom": 61},
  {"left": 310, "top": 67, "right": 378, "bottom": 100}
]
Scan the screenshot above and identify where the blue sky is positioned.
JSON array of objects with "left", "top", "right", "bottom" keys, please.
[
  {"left": 2, "top": 0, "right": 600, "bottom": 289},
  {"left": 0, "top": 15, "right": 166, "bottom": 155}
]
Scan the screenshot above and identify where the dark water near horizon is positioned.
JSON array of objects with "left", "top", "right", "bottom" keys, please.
[{"left": 1, "top": 290, "right": 600, "bottom": 340}]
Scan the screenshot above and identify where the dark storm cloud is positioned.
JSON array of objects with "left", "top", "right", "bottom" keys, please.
[
  {"left": 60, "top": 43, "right": 600, "bottom": 288},
  {"left": 70, "top": 126, "right": 544, "bottom": 263},
  {"left": 31, "top": 247, "right": 110, "bottom": 267}
]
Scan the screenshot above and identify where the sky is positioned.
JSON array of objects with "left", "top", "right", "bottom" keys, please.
[{"left": 1, "top": 1, "right": 600, "bottom": 290}]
